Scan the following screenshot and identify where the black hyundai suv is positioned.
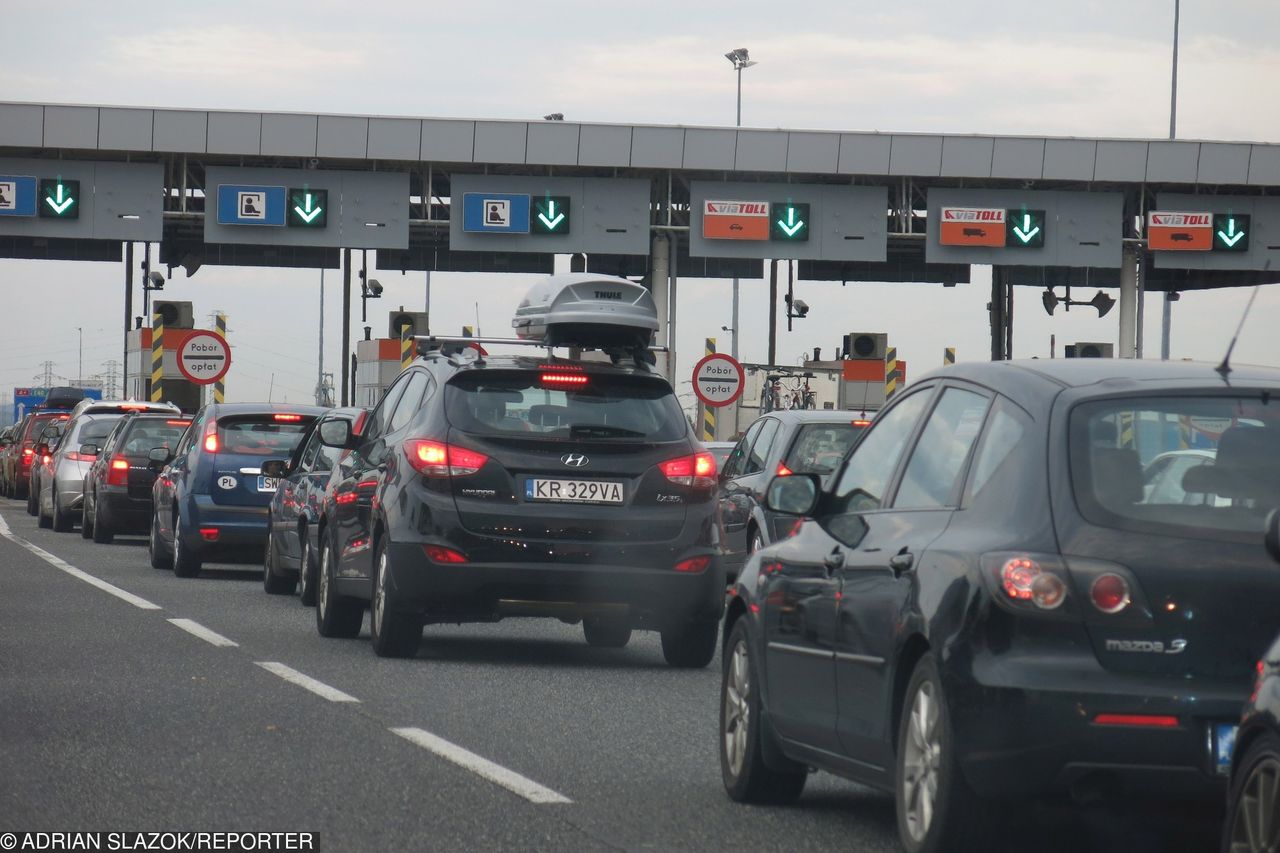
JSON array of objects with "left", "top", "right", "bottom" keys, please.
[{"left": 308, "top": 351, "right": 724, "bottom": 664}]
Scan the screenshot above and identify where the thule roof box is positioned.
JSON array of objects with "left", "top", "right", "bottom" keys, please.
[{"left": 512, "top": 274, "right": 658, "bottom": 350}]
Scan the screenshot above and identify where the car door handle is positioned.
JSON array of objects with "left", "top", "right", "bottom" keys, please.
[
  {"left": 823, "top": 549, "right": 845, "bottom": 573},
  {"left": 889, "top": 549, "right": 914, "bottom": 575}
]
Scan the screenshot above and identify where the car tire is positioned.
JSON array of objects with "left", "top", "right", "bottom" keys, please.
[
  {"left": 171, "top": 513, "right": 202, "bottom": 578},
  {"left": 51, "top": 491, "right": 73, "bottom": 533},
  {"left": 720, "top": 618, "right": 807, "bottom": 804},
  {"left": 262, "top": 532, "right": 296, "bottom": 595},
  {"left": 895, "top": 653, "right": 995, "bottom": 853},
  {"left": 297, "top": 533, "right": 317, "bottom": 607},
  {"left": 1222, "top": 730, "right": 1280, "bottom": 853},
  {"left": 661, "top": 617, "right": 719, "bottom": 668},
  {"left": 91, "top": 493, "right": 114, "bottom": 544},
  {"left": 315, "top": 528, "right": 363, "bottom": 639},
  {"left": 583, "top": 615, "right": 632, "bottom": 648},
  {"left": 36, "top": 484, "right": 51, "bottom": 528},
  {"left": 148, "top": 513, "right": 170, "bottom": 569},
  {"left": 370, "top": 538, "right": 422, "bottom": 658},
  {"left": 26, "top": 481, "right": 38, "bottom": 515},
  {"left": 749, "top": 530, "right": 764, "bottom": 555},
  {"left": 80, "top": 491, "right": 94, "bottom": 539}
]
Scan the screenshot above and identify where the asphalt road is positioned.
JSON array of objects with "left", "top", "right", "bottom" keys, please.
[{"left": 0, "top": 498, "right": 1223, "bottom": 852}]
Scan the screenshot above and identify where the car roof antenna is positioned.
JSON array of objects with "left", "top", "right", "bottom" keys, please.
[{"left": 1215, "top": 284, "right": 1262, "bottom": 381}]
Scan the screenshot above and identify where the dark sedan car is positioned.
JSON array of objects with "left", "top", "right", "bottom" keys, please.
[
  {"left": 719, "top": 359, "right": 1280, "bottom": 853},
  {"left": 261, "top": 407, "right": 363, "bottom": 603},
  {"left": 148, "top": 403, "right": 324, "bottom": 576},
  {"left": 717, "top": 410, "right": 868, "bottom": 577},
  {"left": 81, "top": 412, "right": 192, "bottom": 543},
  {"left": 311, "top": 352, "right": 723, "bottom": 664},
  {"left": 1221, "top": 510, "right": 1280, "bottom": 853}
]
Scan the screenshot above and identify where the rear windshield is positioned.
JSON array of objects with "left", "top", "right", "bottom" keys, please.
[
  {"left": 445, "top": 370, "right": 687, "bottom": 442},
  {"left": 75, "top": 416, "right": 121, "bottom": 444},
  {"left": 1070, "top": 393, "right": 1280, "bottom": 539},
  {"left": 120, "top": 419, "right": 190, "bottom": 456},
  {"left": 784, "top": 422, "right": 865, "bottom": 477},
  {"left": 23, "top": 414, "right": 69, "bottom": 443},
  {"left": 216, "top": 416, "right": 313, "bottom": 457}
]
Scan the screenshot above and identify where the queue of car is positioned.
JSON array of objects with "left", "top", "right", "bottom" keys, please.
[{"left": 3, "top": 277, "right": 1279, "bottom": 852}]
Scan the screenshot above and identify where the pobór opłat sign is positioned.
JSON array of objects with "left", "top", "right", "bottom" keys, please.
[{"left": 702, "top": 200, "right": 769, "bottom": 241}]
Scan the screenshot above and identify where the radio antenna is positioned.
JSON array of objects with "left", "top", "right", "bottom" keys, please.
[{"left": 1215, "top": 285, "right": 1261, "bottom": 380}]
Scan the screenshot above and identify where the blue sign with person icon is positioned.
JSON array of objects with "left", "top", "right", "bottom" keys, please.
[
  {"left": 216, "top": 185, "right": 287, "bottom": 226},
  {"left": 0, "top": 176, "right": 38, "bottom": 217},
  {"left": 462, "top": 193, "right": 530, "bottom": 234}
]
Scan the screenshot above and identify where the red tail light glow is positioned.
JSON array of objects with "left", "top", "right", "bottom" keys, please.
[
  {"left": 423, "top": 545, "right": 468, "bottom": 564},
  {"left": 107, "top": 457, "right": 131, "bottom": 486},
  {"left": 659, "top": 452, "right": 717, "bottom": 488},
  {"left": 999, "top": 557, "right": 1066, "bottom": 610},
  {"left": 203, "top": 434, "right": 219, "bottom": 453},
  {"left": 273, "top": 414, "right": 304, "bottom": 422},
  {"left": 540, "top": 372, "right": 589, "bottom": 387},
  {"left": 776, "top": 463, "right": 793, "bottom": 476},
  {"left": 852, "top": 419, "right": 871, "bottom": 427},
  {"left": 22, "top": 448, "right": 33, "bottom": 457},
  {"left": 1093, "top": 714, "right": 1179, "bottom": 728},
  {"left": 64, "top": 451, "right": 93, "bottom": 463},
  {"left": 199, "top": 527, "right": 220, "bottom": 542},
  {"left": 334, "top": 491, "right": 357, "bottom": 505},
  {"left": 1090, "top": 573, "right": 1131, "bottom": 614},
  {"left": 166, "top": 420, "right": 191, "bottom": 427},
  {"left": 674, "top": 555, "right": 711, "bottom": 573},
  {"left": 404, "top": 439, "right": 488, "bottom": 477}
]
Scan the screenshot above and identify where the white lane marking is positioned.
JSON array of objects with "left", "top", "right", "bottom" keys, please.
[
  {"left": 390, "top": 726, "right": 572, "bottom": 805},
  {"left": 168, "top": 618, "right": 238, "bottom": 647},
  {"left": 0, "top": 511, "right": 161, "bottom": 610},
  {"left": 255, "top": 661, "right": 360, "bottom": 703}
]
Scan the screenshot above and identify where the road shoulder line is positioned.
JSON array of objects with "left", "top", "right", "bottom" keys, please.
[
  {"left": 255, "top": 661, "right": 361, "bottom": 703},
  {"left": 168, "top": 617, "right": 239, "bottom": 647},
  {"left": 390, "top": 726, "right": 572, "bottom": 805}
]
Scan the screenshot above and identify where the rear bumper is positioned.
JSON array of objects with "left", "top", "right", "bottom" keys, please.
[
  {"left": 100, "top": 488, "right": 154, "bottom": 533},
  {"left": 949, "top": 648, "right": 1244, "bottom": 800},
  {"left": 383, "top": 541, "right": 725, "bottom": 629},
  {"left": 187, "top": 495, "right": 270, "bottom": 553}
]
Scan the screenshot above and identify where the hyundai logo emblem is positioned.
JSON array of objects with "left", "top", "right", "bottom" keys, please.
[{"left": 561, "top": 453, "right": 589, "bottom": 468}]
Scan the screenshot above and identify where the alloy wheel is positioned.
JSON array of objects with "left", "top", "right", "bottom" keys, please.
[
  {"left": 318, "top": 545, "right": 331, "bottom": 619},
  {"left": 902, "top": 681, "right": 942, "bottom": 843},
  {"left": 373, "top": 550, "right": 388, "bottom": 638},
  {"left": 722, "top": 638, "right": 751, "bottom": 779},
  {"left": 298, "top": 539, "right": 311, "bottom": 600},
  {"left": 1230, "top": 754, "right": 1280, "bottom": 852}
]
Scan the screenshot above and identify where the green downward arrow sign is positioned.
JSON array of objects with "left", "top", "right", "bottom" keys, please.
[
  {"left": 1012, "top": 213, "right": 1041, "bottom": 244},
  {"left": 537, "top": 199, "right": 565, "bottom": 230},
  {"left": 777, "top": 207, "right": 805, "bottom": 237},
  {"left": 1217, "top": 217, "right": 1244, "bottom": 247},
  {"left": 294, "top": 192, "right": 322, "bottom": 223},
  {"left": 46, "top": 183, "right": 73, "bottom": 214}
]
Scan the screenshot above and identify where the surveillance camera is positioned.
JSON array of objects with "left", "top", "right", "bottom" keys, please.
[
  {"left": 793, "top": 299, "right": 809, "bottom": 315},
  {"left": 306, "top": 158, "right": 320, "bottom": 169},
  {"left": 368, "top": 280, "right": 384, "bottom": 297},
  {"left": 147, "top": 271, "right": 166, "bottom": 289}
]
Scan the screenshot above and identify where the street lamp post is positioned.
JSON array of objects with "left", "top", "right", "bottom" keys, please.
[
  {"left": 1161, "top": 0, "right": 1180, "bottom": 360},
  {"left": 76, "top": 327, "right": 82, "bottom": 385},
  {"left": 724, "top": 47, "right": 757, "bottom": 364}
]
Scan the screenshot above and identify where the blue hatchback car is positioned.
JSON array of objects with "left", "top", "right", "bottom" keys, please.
[{"left": 148, "top": 403, "right": 324, "bottom": 577}]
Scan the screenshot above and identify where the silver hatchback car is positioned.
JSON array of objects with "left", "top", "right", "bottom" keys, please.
[{"left": 37, "top": 401, "right": 181, "bottom": 531}]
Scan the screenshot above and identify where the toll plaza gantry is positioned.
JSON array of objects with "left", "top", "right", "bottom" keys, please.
[{"left": 2, "top": 100, "right": 1279, "bottom": 397}]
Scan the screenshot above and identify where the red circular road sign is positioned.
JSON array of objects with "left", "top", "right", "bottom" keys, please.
[
  {"left": 176, "top": 330, "right": 232, "bottom": 385},
  {"left": 692, "top": 353, "right": 744, "bottom": 408}
]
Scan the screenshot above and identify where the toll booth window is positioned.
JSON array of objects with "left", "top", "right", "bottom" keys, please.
[{"left": 216, "top": 417, "right": 314, "bottom": 457}]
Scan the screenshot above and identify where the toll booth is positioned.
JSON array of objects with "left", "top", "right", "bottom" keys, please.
[
  {"left": 354, "top": 338, "right": 403, "bottom": 408},
  {"left": 123, "top": 301, "right": 205, "bottom": 413}
]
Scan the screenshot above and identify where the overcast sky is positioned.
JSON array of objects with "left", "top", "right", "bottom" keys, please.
[{"left": 2, "top": 0, "right": 1279, "bottom": 412}]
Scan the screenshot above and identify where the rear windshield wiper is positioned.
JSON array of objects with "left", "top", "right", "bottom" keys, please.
[{"left": 568, "top": 424, "right": 646, "bottom": 439}]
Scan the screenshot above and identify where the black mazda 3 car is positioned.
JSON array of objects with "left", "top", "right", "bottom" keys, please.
[
  {"left": 309, "top": 350, "right": 723, "bottom": 664},
  {"left": 718, "top": 359, "right": 1280, "bottom": 853}
]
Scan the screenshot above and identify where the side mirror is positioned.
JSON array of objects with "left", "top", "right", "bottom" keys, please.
[
  {"left": 79, "top": 444, "right": 99, "bottom": 458},
  {"left": 148, "top": 446, "right": 173, "bottom": 471},
  {"left": 765, "top": 473, "right": 821, "bottom": 516},
  {"left": 261, "top": 459, "right": 289, "bottom": 479},
  {"left": 1266, "top": 509, "right": 1280, "bottom": 564},
  {"left": 318, "top": 419, "right": 353, "bottom": 448}
]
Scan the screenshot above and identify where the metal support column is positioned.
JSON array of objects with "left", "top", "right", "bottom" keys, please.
[
  {"left": 650, "top": 234, "right": 670, "bottom": 380},
  {"left": 668, "top": 234, "right": 679, "bottom": 386},
  {"left": 341, "top": 249, "right": 352, "bottom": 407},
  {"left": 1118, "top": 248, "right": 1139, "bottom": 358},
  {"left": 767, "top": 260, "right": 778, "bottom": 365},
  {"left": 123, "top": 242, "right": 134, "bottom": 391},
  {"left": 989, "top": 267, "right": 1007, "bottom": 361}
]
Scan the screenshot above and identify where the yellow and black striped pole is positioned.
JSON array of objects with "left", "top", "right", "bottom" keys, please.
[
  {"left": 213, "top": 313, "right": 227, "bottom": 404},
  {"left": 150, "top": 310, "right": 164, "bottom": 403},
  {"left": 885, "top": 346, "right": 899, "bottom": 399},
  {"left": 701, "top": 337, "right": 716, "bottom": 441},
  {"left": 944, "top": 347, "right": 956, "bottom": 366},
  {"left": 400, "top": 321, "right": 413, "bottom": 370},
  {"left": 1119, "top": 411, "right": 1136, "bottom": 449}
]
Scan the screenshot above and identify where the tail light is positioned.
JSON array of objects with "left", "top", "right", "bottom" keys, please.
[
  {"left": 540, "top": 372, "right": 589, "bottom": 388},
  {"left": 107, "top": 457, "right": 131, "bottom": 487},
  {"left": 1090, "top": 573, "right": 1131, "bottom": 614},
  {"left": 981, "top": 553, "right": 1072, "bottom": 615},
  {"left": 776, "top": 462, "right": 793, "bottom": 476},
  {"left": 273, "top": 414, "right": 304, "bottom": 422},
  {"left": 199, "top": 527, "right": 220, "bottom": 542},
  {"left": 659, "top": 452, "right": 717, "bottom": 488},
  {"left": 22, "top": 448, "right": 33, "bottom": 457},
  {"left": 64, "top": 451, "right": 94, "bottom": 463},
  {"left": 1093, "top": 714, "right": 1179, "bottom": 728},
  {"left": 424, "top": 545, "right": 468, "bottom": 564},
  {"left": 852, "top": 419, "right": 871, "bottom": 427},
  {"left": 334, "top": 490, "right": 357, "bottom": 505},
  {"left": 674, "top": 555, "right": 711, "bottom": 573},
  {"left": 166, "top": 420, "right": 191, "bottom": 427},
  {"left": 404, "top": 440, "right": 488, "bottom": 477}
]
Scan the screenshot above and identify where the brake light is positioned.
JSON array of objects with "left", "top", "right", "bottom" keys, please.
[
  {"left": 424, "top": 545, "right": 468, "bottom": 564},
  {"left": 1090, "top": 573, "right": 1131, "bottom": 614},
  {"left": 119, "top": 404, "right": 148, "bottom": 411},
  {"left": 166, "top": 420, "right": 191, "bottom": 427},
  {"left": 199, "top": 527, "right": 220, "bottom": 542},
  {"left": 107, "top": 457, "right": 131, "bottom": 487},
  {"left": 64, "top": 451, "right": 94, "bottom": 462},
  {"left": 404, "top": 439, "right": 488, "bottom": 477},
  {"left": 776, "top": 462, "right": 793, "bottom": 476},
  {"left": 674, "top": 555, "right": 711, "bottom": 573},
  {"left": 998, "top": 556, "right": 1066, "bottom": 610},
  {"left": 334, "top": 491, "right": 357, "bottom": 505},
  {"left": 273, "top": 414, "right": 304, "bottom": 422},
  {"left": 22, "top": 448, "right": 33, "bottom": 457},
  {"left": 540, "top": 372, "right": 589, "bottom": 387},
  {"left": 1093, "top": 714, "right": 1179, "bottom": 728},
  {"left": 852, "top": 419, "right": 871, "bottom": 427},
  {"left": 659, "top": 452, "right": 717, "bottom": 488},
  {"left": 204, "top": 434, "right": 219, "bottom": 453},
  {"left": 42, "top": 455, "right": 51, "bottom": 465}
]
